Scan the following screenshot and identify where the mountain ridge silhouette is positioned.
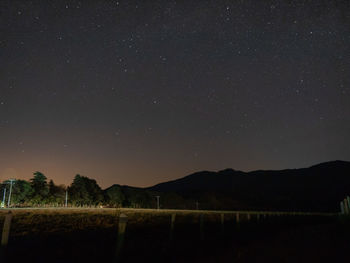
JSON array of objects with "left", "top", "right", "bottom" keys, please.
[{"left": 105, "top": 160, "right": 350, "bottom": 212}]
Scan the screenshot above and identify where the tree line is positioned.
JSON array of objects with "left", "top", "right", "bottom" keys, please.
[
  {"left": 1, "top": 172, "right": 218, "bottom": 210},
  {"left": 0, "top": 171, "right": 158, "bottom": 208}
]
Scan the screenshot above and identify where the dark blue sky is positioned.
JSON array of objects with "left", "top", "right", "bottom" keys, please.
[{"left": 1, "top": 0, "right": 349, "bottom": 187}]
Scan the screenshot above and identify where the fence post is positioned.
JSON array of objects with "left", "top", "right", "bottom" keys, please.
[
  {"left": 115, "top": 213, "right": 128, "bottom": 262},
  {"left": 199, "top": 214, "right": 204, "bottom": 240},
  {"left": 220, "top": 213, "right": 225, "bottom": 234},
  {"left": 257, "top": 214, "right": 260, "bottom": 223},
  {"left": 236, "top": 213, "right": 240, "bottom": 223},
  {"left": 169, "top": 214, "right": 176, "bottom": 242},
  {"left": 1, "top": 211, "right": 12, "bottom": 247},
  {"left": 1, "top": 211, "right": 13, "bottom": 262},
  {"left": 344, "top": 198, "right": 349, "bottom": 214},
  {"left": 340, "top": 202, "right": 344, "bottom": 214},
  {"left": 235, "top": 213, "right": 240, "bottom": 229},
  {"left": 247, "top": 213, "right": 251, "bottom": 221}
]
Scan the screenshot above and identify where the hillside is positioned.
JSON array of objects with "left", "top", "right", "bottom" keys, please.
[
  {"left": 105, "top": 161, "right": 350, "bottom": 212},
  {"left": 146, "top": 160, "right": 350, "bottom": 212}
]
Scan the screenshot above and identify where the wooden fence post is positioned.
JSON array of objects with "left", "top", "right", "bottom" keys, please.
[
  {"left": 235, "top": 213, "right": 240, "bottom": 229},
  {"left": 340, "top": 202, "right": 344, "bottom": 214},
  {"left": 1, "top": 211, "right": 12, "bottom": 247},
  {"left": 220, "top": 213, "right": 225, "bottom": 234},
  {"left": 1, "top": 211, "right": 13, "bottom": 262},
  {"left": 247, "top": 213, "right": 251, "bottom": 221},
  {"left": 199, "top": 214, "right": 204, "bottom": 240},
  {"left": 344, "top": 199, "right": 349, "bottom": 214},
  {"left": 347, "top": 196, "right": 350, "bottom": 211},
  {"left": 236, "top": 213, "right": 240, "bottom": 224},
  {"left": 169, "top": 214, "right": 176, "bottom": 242},
  {"left": 115, "top": 213, "right": 128, "bottom": 261}
]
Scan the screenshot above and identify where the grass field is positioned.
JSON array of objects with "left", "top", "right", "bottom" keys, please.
[{"left": 0, "top": 208, "right": 349, "bottom": 263}]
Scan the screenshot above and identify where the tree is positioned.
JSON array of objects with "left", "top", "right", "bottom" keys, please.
[
  {"left": 162, "top": 192, "right": 186, "bottom": 209},
  {"left": 123, "top": 188, "right": 153, "bottom": 208},
  {"left": 48, "top": 180, "right": 66, "bottom": 204},
  {"left": 30, "top": 171, "right": 49, "bottom": 204},
  {"left": 68, "top": 174, "right": 103, "bottom": 206},
  {"left": 11, "top": 180, "right": 33, "bottom": 205},
  {"left": 104, "top": 185, "right": 125, "bottom": 207}
]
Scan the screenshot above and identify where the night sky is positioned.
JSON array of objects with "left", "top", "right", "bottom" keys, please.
[{"left": 1, "top": 1, "right": 349, "bottom": 188}]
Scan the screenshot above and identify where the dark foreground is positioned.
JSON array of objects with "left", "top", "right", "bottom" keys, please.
[{"left": 0, "top": 209, "right": 349, "bottom": 263}]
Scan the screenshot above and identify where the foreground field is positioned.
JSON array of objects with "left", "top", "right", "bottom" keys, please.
[{"left": 0, "top": 208, "right": 348, "bottom": 262}]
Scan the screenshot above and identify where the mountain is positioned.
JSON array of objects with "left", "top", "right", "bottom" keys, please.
[{"left": 144, "top": 160, "right": 350, "bottom": 212}]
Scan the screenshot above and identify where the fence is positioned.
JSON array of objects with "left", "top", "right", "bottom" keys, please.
[{"left": 0, "top": 207, "right": 340, "bottom": 262}]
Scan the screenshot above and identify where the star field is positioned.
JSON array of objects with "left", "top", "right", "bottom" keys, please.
[{"left": 0, "top": 0, "right": 349, "bottom": 187}]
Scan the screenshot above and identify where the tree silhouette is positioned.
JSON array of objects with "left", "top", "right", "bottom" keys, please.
[
  {"left": 11, "top": 180, "right": 33, "bottom": 204},
  {"left": 68, "top": 174, "right": 103, "bottom": 206},
  {"left": 104, "top": 185, "right": 125, "bottom": 207},
  {"left": 48, "top": 180, "right": 66, "bottom": 204},
  {"left": 30, "top": 171, "right": 49, "bottom": 203}
]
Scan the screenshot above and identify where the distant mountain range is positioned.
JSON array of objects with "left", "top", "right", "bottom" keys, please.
[{"left": 106, "top": 160, "right": 350, "bottom": 212}]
